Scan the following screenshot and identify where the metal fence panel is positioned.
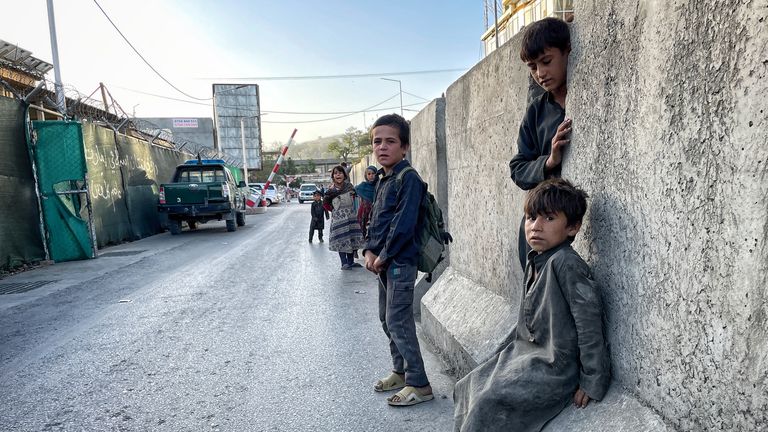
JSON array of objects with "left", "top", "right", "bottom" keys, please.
[
  {"left": 115, "top": 133, "right": 187, "bottom": 238},
  {"left": 31, "top": 120, "right": 93, "bottom": 262},
  {"left": 82, "top": 122, "right": 132, "bottom": 247}
]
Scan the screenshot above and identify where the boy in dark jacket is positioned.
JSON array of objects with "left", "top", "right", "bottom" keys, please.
[
  {"left": 309, "top": 190, "right": 328, "bottom": 243},
  {"left": 363, "top": 114, "right": 432, "bottom": 407},
  {"left": 509, "top": 17, "right": 573, "bottom": 270}
]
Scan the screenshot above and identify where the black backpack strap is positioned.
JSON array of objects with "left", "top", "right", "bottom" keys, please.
[{"left": 395, "top": 166, "right": 428, "bottom": 192}]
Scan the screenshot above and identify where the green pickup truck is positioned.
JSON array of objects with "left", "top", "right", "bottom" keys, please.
[{"left": 158, "top": 159, "right": 248, "bottom": 234}]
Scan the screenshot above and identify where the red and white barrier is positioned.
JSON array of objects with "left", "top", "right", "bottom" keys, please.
[{"left": 247, "top": 128, "right": 297, "bottom": 207}]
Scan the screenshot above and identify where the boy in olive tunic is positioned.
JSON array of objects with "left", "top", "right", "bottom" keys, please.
[
  {"left": 453, "top": 179, "right": 610, "bottom": 432},
  {"left": 509, "top": 17, "right": 573, "bottom": 270}
]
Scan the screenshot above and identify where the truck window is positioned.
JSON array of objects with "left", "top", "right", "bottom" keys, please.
[
  {"left": 177, "top": 170, "right": 202, "bottom": 183},
  {"left": 202, "top": 169, "right": 225, "bottom": 183}
]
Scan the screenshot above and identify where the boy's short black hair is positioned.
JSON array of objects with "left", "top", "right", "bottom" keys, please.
[
  {"left": 371, "top": 113, "right": 410, "bottom": 147},
  {"left": 312, "top": 190, "right": 321, "bottom": 196},
  {"left": 520, "top": 17, "right": 571, "bottom": 62},
  {"left": 524, "top": 178, "right": 588, "bottom": 227}
]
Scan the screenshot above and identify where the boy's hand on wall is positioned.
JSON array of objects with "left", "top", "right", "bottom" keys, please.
[
  {"left": 573, "top": 387, "right": 590, "bottom": 408},
  {"left": 546, "top": 118, "right": 572, "bottom": 172}
]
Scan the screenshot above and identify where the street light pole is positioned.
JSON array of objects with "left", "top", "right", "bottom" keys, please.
[
  {"left": 46, "top": 0, "right": 66, "bottom": 115},
  {"left": 381, "top": 78, "right": 403, "bottom": 117},
  {"left": 240, "top": 117, "right": 249, "bottom": 185}
]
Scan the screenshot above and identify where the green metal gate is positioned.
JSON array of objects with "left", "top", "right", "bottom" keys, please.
[{"left": 30, "top": 120, "right": 95, "bottom": 262}]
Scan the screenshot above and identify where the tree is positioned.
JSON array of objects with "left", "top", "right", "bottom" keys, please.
[
  {"left": 328, "top": 126, "right": 372, "bottom": 162},
  {"left": 279, "top": 157, "right": 298, "bottom": 176}
]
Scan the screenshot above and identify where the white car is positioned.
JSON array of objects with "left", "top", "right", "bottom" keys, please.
[
  {"left": 251, "top": 183, "right": 279, "bottom": 206},
  {"left": 298, "top": 183, "right": 319, "bottom": 203}
]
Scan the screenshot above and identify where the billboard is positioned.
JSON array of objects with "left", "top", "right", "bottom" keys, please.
[{"left": 212, "top": 84, "right": 262, "bottom": 171}]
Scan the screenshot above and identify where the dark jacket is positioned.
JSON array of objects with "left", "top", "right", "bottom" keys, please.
[
  {"left": 310, "top": 200, "right": 328, "bottom": 228},
  {"left": 508, "top": 91, "right": 565, "bottom": 190},
  {"left": 363, "top": 159, "right": 424, "bottom": 267}
]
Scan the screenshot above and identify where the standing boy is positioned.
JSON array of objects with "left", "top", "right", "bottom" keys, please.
[
  {"left": 309, "top": 190, "right": 328, "bottom": 243},
  {"left": 363, "top": 114, "right": 432, "bottom": 407},
  {"left": 509, "top": 17, "right": 573, "bottom": 270},
  {"left": 453, "top": 178, "right": 610, "bottom": 431}
]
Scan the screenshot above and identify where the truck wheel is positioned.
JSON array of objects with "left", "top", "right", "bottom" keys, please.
[
  {"left": 236, "top": 211, "right": 246, "bottom": 227},
  {"left": 266, "top": 199, "right": 272, "bottom": 207},
  {"left": 226, "top": 211, "right": 237, "bottom": 232},
  {"left": 188, "top": 221, "right": 197, "bottom": 230},
  {"left": 299, "top": 199, "right": 304, "bottom": 204},
  {"left": 169, "top": 220, "right": 182, "bottom": 235}
]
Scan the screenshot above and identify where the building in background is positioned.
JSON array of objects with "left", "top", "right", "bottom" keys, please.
[
  {"left": 482, "top": 0, "right": 574, "bottom": 57},
  {"left": 212, "top": 84, "right": 262, "bottom": 178}
]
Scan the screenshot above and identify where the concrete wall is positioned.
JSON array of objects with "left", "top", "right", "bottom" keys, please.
[
  {"left": 565, "top": 1, "right": 768, "bottom": 430},
  {"left": 417, "top": 1, "right": 767, "bottom": 430}
]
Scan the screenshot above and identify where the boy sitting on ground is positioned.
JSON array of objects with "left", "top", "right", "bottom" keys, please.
[{"left": 453, "top": 178, "right": 610, "bottom": 432}]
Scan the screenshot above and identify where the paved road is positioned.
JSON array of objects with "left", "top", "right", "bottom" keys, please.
[{"left": 0, "top": 201, "right": 456, "bottom": 431}]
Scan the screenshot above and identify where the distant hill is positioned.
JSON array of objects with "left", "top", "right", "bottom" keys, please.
[{"left": 265, "top": 134, "right": 342, "bottom": 160}]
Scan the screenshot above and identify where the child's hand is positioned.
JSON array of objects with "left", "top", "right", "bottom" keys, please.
[
  {"left": 364, "top": 251, "right": 378, "bottom": 273},
  {"left": 573, "top": 387, "right": 590, "bottom": 408},
  {"left": 372, "top": 257, "right": 386, "bottom": 273},
  {"left": 546, "top": 117, "right": 572, "bottom": 172}
]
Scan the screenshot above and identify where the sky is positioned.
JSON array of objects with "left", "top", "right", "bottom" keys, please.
[{"left": 4, "top": 0, "right": 486, "bottom": 148}]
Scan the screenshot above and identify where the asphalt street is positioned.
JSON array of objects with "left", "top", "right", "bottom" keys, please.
[{"left": 0, "top": 201, "right": 456, "bottom": 431}]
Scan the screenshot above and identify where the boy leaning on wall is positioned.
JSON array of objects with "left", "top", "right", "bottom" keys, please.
[
  {"left": 509, "top": 17, "right": 573, "bottom": 270},
  {"left": 453, "top": 178, "right": 611, "bottom": 432}
]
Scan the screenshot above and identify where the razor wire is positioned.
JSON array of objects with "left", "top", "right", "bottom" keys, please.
[{"left": 10, "top": 77, "right": 243, "bottom": 167}]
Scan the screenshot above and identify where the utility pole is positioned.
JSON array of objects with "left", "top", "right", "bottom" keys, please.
[
  {"left": 494, "top": 0, "right": 500, "bottom": 50},
  {"left": 381, "top": 78, "right": 403, "bottom": 117},
  {"left": 46, "top": 0, "right": 66, "bottom": 115},
  {"left": 99, "top": 82, "right": 109, "bottom": 115},
  {"left": 240, "top": 117, "right": 249, "bottom": 185}
]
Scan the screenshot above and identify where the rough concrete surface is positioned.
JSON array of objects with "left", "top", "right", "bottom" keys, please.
[
  {"left": 417, "top": 0, "right": 767, "bottom": 430},
  {"left": 409, "top": 98, "right": 451, "bottom": 309},
  {"left": 565, "top": 1, "right": 768, "bottom": 430}
]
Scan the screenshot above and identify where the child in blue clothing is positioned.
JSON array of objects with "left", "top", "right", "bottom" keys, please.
[{"left": 363, "top": 114, "right": 433, "bottom": 407}]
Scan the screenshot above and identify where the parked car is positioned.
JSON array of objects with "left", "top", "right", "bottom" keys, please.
[
  {"left": 251, "top": 183, "right": 279, "bottom": 206},
  {"left": 298, "top": 183, "right": 319, "bottom": 203}
]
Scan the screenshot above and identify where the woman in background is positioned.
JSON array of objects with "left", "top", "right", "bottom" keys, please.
[{"left": 324, "top": 165, "right": 365, "bottom": 270}]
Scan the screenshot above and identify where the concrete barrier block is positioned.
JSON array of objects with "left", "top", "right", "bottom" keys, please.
[
  {"left": 420, "top": 266, "right": 517, "bottom": 377},
  {"left": 544, "top": 384, "right": 672, "bottom": 432}
]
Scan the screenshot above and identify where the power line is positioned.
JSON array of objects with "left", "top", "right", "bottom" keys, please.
[
  {"left": 92, "top": 0, "right": 211, "bottom": 101},
  {"left": 115, "top": 85, "right": 429, "bottom": 116},
  {"left": 402, "top": 91, "right": 431, "bottom": 102},
  {"left": 201, "top": 68, "right": 468, "bottom": 81},
  {"left": 262, "top": 95, "right": 429, "bottom": 124}
]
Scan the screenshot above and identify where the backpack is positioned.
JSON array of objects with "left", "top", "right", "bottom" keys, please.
[{"left": 396, "top": 167, "right": 451, "bottom": 281}]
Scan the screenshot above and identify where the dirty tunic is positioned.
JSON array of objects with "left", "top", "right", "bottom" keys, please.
[
  {"left": 328, "top": 190, "right": 365, "bottom": 253},
  {"left": 453, "top": 242, "right": 610, "bottom": 432}
]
